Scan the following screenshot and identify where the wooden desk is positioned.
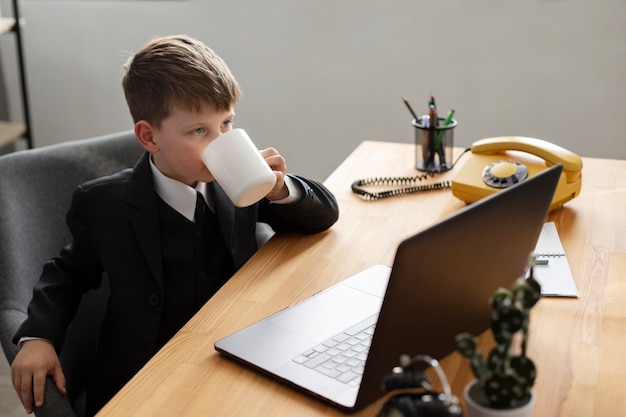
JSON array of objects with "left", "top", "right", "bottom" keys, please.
[{"left": 97, "top": 141, "right": 626, "bottom": 417}]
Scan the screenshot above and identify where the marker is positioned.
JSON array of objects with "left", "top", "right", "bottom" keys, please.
[
  {"left": 434, "top": 109, "right": 455, "bottom": 151},
  {"left": 402, "top": 96, "right": 420, "bottom": 123}
]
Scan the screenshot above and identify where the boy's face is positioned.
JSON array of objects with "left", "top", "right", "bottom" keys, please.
[{"left": 146, "top": 103, "right": 235, "bottom": 187}]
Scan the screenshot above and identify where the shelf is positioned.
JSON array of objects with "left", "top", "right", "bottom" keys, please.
[
  {"left": 0, "top": 0, "right": 32, "bottom": 149},
  {"left": 0, "top": 17, "right": 24, "bottom": 34},
  {"left": 0, "top": 17, "right": 16, "bottom": 34},
  {"left": 0, "top": 121, "right": 26, "bottom": 148},
  {"left": 0, "top": 17, "right": 26, "bottom": 149}
]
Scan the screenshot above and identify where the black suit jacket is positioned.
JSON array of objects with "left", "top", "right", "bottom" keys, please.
[{"left": 14, "top": 152, "right": 338, "bottom": 413}]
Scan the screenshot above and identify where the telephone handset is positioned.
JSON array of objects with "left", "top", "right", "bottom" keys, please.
[{"left": 451, "top": 136, "right": 583, "bottom": 210}]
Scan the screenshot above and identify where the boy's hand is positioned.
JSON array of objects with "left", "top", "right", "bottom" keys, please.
[
  {"left": 11, "top": 339, "right": 66, "bottom": 414},
  {"left": 261, "top": 147, "right": 289, "bottom": 201}
]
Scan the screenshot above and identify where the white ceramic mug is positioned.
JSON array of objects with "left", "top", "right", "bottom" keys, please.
[{"left": 201, "top": 128, "right": 276, "bottom": 207}]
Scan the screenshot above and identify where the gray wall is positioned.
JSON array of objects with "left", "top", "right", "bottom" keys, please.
[{"left": 2, "top": 0, "right": 625, "bottom": 180}]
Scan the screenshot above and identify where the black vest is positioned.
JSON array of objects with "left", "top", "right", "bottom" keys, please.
[{"left": 155, "top": 196, "right": 235, "bottom": 347}]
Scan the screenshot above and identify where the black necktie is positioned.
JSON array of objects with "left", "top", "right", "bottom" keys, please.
[{"left": 195, "top": 191, "right": 207, "bottom": 224}]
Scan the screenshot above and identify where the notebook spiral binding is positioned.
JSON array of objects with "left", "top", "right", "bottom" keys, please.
[{"left": 351, "top": 174, "right": 452, "bottom": 201}]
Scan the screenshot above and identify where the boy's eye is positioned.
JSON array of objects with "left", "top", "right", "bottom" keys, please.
[
  {"left": 193, "top": 127, "right": 206, "bottom": 135},
  {"left": 221, "top": 120, "right": 233, "bottom": 129}
]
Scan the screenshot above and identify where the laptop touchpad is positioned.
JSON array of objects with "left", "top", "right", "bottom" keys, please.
[{"left": 268, "top": 284, "right": 383, "bottom": 342}]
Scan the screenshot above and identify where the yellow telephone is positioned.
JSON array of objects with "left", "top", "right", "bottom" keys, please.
[{"left": 451, "top": 136, "right": 583, "bottom": 211}]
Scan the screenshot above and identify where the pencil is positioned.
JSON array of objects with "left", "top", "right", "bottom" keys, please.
[{"left": 402, "top": 96, "right": 420, "bottom": 123}]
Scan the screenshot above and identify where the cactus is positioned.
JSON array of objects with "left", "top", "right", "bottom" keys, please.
[{"left": 455, "top": 255, "right": 541, "bottom": 409}]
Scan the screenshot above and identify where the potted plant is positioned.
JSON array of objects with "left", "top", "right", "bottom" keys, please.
[{"left": 455, "top": 255, "right": 541, "bottom": 417}]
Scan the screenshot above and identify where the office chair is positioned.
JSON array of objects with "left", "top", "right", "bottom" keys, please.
[{"left": 0, "top": 131, "right": 143, "bottom": 417}]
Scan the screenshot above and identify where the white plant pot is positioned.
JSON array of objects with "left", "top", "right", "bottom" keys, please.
[{"left": 464, "top": 380, "right": 535, "bottom": 417}]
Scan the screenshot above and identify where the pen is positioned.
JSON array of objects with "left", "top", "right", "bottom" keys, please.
[
  {"left": 402, "top": 96, "right": 420, "bottom": 123},
  {"left": 434, "top": 109, "right": 455, "bottom": 151},
  {"left": 428, "top": 95, "right": 437, "bottom": 127},
  {"left": 427, "top": 95, "right": 438, "bottom": 167}
]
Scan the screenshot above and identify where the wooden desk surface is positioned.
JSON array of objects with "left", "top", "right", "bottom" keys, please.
[{"left": 97, "top": 141, "right": 626, "bottom": 417}]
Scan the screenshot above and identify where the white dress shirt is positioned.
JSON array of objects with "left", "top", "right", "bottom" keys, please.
[{"left": 149, "top": 156, "right": 300, "bottom": 222}]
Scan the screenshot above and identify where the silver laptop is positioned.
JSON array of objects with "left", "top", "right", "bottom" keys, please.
[{"left": 215, "top": 164, "right": 562, "bottom": 412}]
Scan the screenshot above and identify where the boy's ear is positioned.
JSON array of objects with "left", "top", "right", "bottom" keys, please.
[{"left": 135, "top": 120, "right": 159, "bottom": 152}]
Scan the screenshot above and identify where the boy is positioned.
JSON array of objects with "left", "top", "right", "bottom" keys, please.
[{"left": 11, "top": 35, "right": 339, "bottom": 416}]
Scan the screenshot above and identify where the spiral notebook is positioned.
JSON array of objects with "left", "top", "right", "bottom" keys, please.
[{"left": 533, "top": 222, "right": 578, "bottom": 297}]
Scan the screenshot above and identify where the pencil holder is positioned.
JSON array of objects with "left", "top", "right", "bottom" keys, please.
[{"left": 413, "top": 116, "right": 457, "bottom": 172}]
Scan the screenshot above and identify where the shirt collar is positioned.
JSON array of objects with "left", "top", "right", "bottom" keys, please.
[{"left": 149, "top": 156, "right": 211, "bottom": 222}]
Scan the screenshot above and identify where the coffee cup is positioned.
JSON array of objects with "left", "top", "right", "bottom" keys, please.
[{"left": 201, "top": 128, "right": 277, "bottom": 207}]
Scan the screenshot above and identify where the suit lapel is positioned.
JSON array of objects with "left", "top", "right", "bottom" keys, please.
[
  {"left": 211, "top": 182, "right": 236, "bottom": 251},
  {"left": 123, "top": 158, "right": 258, "bottom": 286},
  {"left": 211, "top": 182, "right": 259, "bottom": 269},
  {"left": 126, "top": 152, "right": 164, "bottom": 290}
]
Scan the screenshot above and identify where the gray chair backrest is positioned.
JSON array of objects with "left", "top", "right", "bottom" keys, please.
[{"left": 0, "top": 131, "right": 143, "bottom": 416}]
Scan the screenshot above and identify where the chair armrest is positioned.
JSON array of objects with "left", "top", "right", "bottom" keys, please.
[
  {"left": 0, "top": 308, "right": 27, "bottom": 363},
  {"left": 0, "top": 310, "right": 77, "bottom": 417},
  {"left": 33, "top": 377, "right": 77, "bottom": 417}
]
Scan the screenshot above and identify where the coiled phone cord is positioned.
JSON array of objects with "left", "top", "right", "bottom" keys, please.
[
  {"left": 351, "top": 148, "right": 469, "bottom": 201},
  {"left": 351, "top": 176, "right": 451, "bottom": 200}
]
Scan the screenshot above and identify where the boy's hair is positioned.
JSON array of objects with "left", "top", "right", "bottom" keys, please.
[{"left": 122, "top": 35, "right": 242, "bottom": 127}]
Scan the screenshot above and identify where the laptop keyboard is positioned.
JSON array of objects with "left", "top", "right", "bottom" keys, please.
[{"left": 292, "top": 314, "right": 378, "bottom": 386}]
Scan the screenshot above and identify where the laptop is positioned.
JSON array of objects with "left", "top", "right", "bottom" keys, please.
[{"left": 215, "top": 164, "right": 562, "bottom": 412}]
